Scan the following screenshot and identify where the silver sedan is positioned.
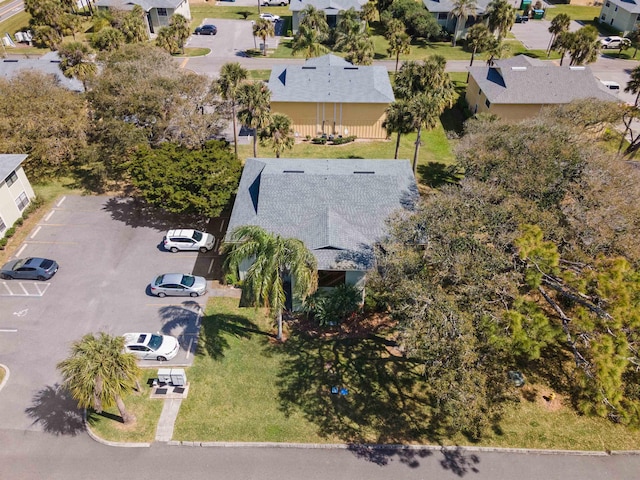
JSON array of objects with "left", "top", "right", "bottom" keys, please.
[{"left": 150, "top": 273, "right": 207, "bottom": 297}]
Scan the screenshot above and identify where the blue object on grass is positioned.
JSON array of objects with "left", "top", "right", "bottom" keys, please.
[
  {"left": 340, "top": 388, "right": 348, "bottom": 396},
  {"left": 331, "top": 386, "right": 339, "bottom": 394}
]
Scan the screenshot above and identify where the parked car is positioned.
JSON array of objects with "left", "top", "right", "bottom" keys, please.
[
  {"left": 0, "top": 257, "right": 58, "bottom": 280},
  {"left": 600, "top": 36, "right": 630, "bottom": 49},
  {"left": 515, "top": 14, "right": 528, "bottom": 23},
  {"left": 150, "top": 273, "right": 207, "bottom": 297},
  {"left": 163, "top": 229, "right": 215, "bottom": 253},
  {"left": 600, "top": 80, "right": 621, "bottom": 92},
  {"left": 123, "top": 332, "right": 179, "bottom": 361},
  {"left": 195, "top": 24, "right": 217, "bottom": 35},
  {"left": 259, "top": 13, "right": 280, "bottom": 22},
  {"left": 261, "top": 0, "right": 288, "bottom": 5}
]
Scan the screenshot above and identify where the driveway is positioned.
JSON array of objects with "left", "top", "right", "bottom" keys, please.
[
  {"left": 510, "top": 18, "right": 583, "bottom": 51},
  {"left": 0, "top": 195, "right": 214, "bottom": 432}
]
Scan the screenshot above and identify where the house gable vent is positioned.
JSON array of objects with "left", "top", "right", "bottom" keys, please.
[
  {"left": 353, "top": 171, "right": 375, "bottom": 174},
  {"left": 511, "top": 66, "right": 527, "bottom": 71},
  {"left": 301, "top": 66, "right": 316, "bottom": 70},
  {"left": 569, "top": 66, "right": 586, "bottom": 71},
  {"left": 283, "top": 170, "right": 304, "bottom": 173},
  {"left": 278, "top": 69, "right": 286, "bottom": 85}
]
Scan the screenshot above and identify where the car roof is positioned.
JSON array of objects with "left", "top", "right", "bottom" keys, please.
[
  {"left": 123, "top": 332, "right": 152, "bottom": 345},
  {"left": 158, "top": 273, "right": 190, "bottom": 284},
  {"left": 167, "top": 229, "right": 196, "bottom": 237}
]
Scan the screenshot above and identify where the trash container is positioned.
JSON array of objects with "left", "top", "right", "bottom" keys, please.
[
  {"left": 521, "top": 0, "right": 531, "bottom": 12},
  {"left": 533, "top": 9, "right": 544, "bottom": 19}
]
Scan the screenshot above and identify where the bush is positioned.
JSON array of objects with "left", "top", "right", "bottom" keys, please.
[
  {"left": 5, "top": 227, "right": 15, "bottom": 238},
  {"left": 14, "top": 217, "right": 23, "bottom": 226},
  {"left": 311, "top": 137, "right": 327, "bottom": 144},
  {"left": 303, "top": 284, "right": 362, "bottom": 326},
  {"left": 0, "top": 237, "right": 7, "bottom": 249},
  {"left": 331, "top": 135, "right": 356, "bottom": 145}
]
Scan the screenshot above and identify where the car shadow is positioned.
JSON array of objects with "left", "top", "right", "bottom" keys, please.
[{"left": 24, "top": 383, "right": 85, "bottom": 436}]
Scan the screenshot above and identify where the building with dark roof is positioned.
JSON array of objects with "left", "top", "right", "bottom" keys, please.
[
  {"left": 225, "top": 158, "right": 418, "bottom": 290},
  {"left": 268, "top": 55, "right": 395, "bottom": 139},
  {"left": 0, "top": 155, "right": 35, "bottom": 239},
  {"left": 465, "top": 55, "right": 618, "bottom": 121}
]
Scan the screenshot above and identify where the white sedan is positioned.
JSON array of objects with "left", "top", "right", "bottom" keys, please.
[
  {"left": 259, "top": 13, "right": 280, "bottom": 22},
  {"left": 123, "top": 333, "right": 179, "bottom": 361}
]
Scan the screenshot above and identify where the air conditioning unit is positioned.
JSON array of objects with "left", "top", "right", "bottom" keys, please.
[
  {"left": 170, "top": 368, "right": 187, "bottom": 386},
  {"left": 158, "top": 368, "right": 172, "bottom": 384}
]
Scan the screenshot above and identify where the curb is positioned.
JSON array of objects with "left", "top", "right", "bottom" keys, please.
[
  {"left": 0, "top": 363, "right": 10, "bottom": 393},
  {"left": 83, "top": 409, "right": 151, "bottom": 448}
]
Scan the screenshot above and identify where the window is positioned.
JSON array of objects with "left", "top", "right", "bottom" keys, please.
[
  {"left": 485, "top": 98, "right": 491, "bottom": 108},
  {"left": 478, "top": 88, "right": 482, "bottom": 96},
  {"left": 611, "top": 19, "right": 614, "bottom": 25},
  {"left": 601, "top": 15, "right": 606, "bottom": 21},
  {"left": 615, "top": 6, "right": 618, "bottom": 11},
  {"left": 0, "top": 216, "right": 5, "bottom": 233},
  {"left": 15, "top": 191, "right": 29, "bottom": 211},
  {"left": 4, "top": 170, "right": 17, "bottom": 187},
  {"left": 438, "top": 13, "right": 448, "bottom": 20},
  {"left": 605, "top": 1, "right": 610, "bottom": 6},
  {"left": 157, "top": 7, "right": 168, "bottom": 16},
  {"left": 318, "top": 270, "right": 346, "bottom": 288}
]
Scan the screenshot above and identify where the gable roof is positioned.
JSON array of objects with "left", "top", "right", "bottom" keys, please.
[
  {"left": 290, "top": 0, "right": 368, "bottom": 12},
  {"left": 226, "top": 158, "right": 418, "bottom": 271},
  {"left": 268, "top": 55, "right": 395, "bottom": 104},
  {"left": 0, "top": 155, "right": 28, "bottom": 182},
  {"left": 0, "top": 52, "right": 83, "bottom": 92},
  {"left": 605, "top": 0, "right": 640, "bottom": 14},
  {"left": 423, "top": 0, "right": 497, "bottom": 14},
  {"left": 96, "top": 0, "right": 184, "bottom": 11},
  {"left": 468, "top": 55, "right": 617, "bottom": 105}
]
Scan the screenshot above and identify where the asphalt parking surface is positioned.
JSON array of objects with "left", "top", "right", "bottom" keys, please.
[{"left": 0, "top": 195, "right": 216, "bottom": 431}]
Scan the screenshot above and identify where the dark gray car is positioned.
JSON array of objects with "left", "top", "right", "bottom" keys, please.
[
  {"left": 150, "top": 273, "right": 207, "bottom": 297},
  {"left": 0, "top": 257, "right": 59, "bottom": 280}
]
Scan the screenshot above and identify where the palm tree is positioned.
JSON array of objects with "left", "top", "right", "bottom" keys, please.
[
  {"left": 291, "top": 24, "right": 330, "bottom": 59},
  {"left": 155, "top": 26, "right": 180, "bottom": 54},
  {"left": 57, "top": 332, "right": 140, "bottom": 424},
  {"left": 625, "top": 65, "right": 640, "bottom": 106},
  {"left": 567, "top": 26, "right": 599, "bottom": 65},
  {"left": 553, "top": 30, "right": 573, "bottom": 66},
  {"left": 169, "top": 13, "right": 190, "bottom": 54},
  {"left": 223, "top": 226, "right": 318, "bottom": 340},
  {"left": 345, "top": 36, "right": 375, "bottom": 65},
  {"left": 361, "top": 1, "right": 377, "bottom": 29},
  {"left": 334, "top": 8, "right": 363, "bottom": 52},
  {"left": 259, "top": 113, "right": 295, "bottom": 157},
  {"left": 450, "top": 0, "right": 478, "bottom": 47},
  {"left": 121, "top": 5, "right": 148, "bottom": 43},
  {"left": 91, "top": 26, "right": 125, "bottom": 52},
  {"left": 214, "top": 62, "right": 249, "bottom": 157},
  {"left": 383, "top": 100, "right": 415, "bottom": 159},
  {"left": 299, "top": 5, "right": 329, "bottom": 41},
  {"left": 385, "top": 18, "right": 404, "bottom": 37},
  {"left": 253, "top": 18, "right": 275, "bottom": 56},
  {"left": 237, "top": 82, "right": 272, "bottom": 157},
  {"left": 486, "top": 0, "right": 516, "bottom": 41},
  {"left": 387, "top": 30, "right": 411, "bottom": 72},
  {"left": 33, "top": 25, "right": 62, "bottom": 50},
  {"left": 547, "top": 13, "right": 570, "bottom": 57},
  {"left": 486, "top": 36, "right": 510, "bottom": 66},
  {"left": 410, "top": 93, "right": 442, "bottom": 175},
  {"left": 465, "top": 23, "right": 492, "bottom": 66},
  {"left": 57, "top": 41, "right": 97, "bottom": 90}
]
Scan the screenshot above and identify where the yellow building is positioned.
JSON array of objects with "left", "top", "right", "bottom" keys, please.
[
  {"left": 465, "top": 56, "right": 618, "bottom": 122},
  {"left": 268, "top": 55, "right": 395, "bottom": 140}
]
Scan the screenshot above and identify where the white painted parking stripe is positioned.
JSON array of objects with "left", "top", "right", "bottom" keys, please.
[
  {"left": 56, "top": 196, "right": 66, "bottom": 207},
  {"left": 219, "top": 219, "right": 226, "bottom": 232},
  {"left": 0, "top": 329, "right": 18, "bottom": 333},
  {"left": 2, "top": 283, "right": 12, "bottom": 295},
  {"left": 14, "top": 244, "right": 26, "bottom": 257},
  {"left": 185, "top": 338, "right": 194, "bottom": 360},
  {"left": 30, "top": 226, "right": 41, "bottom": 239},
  {"left": 19, "top": 283, "right": 28, "bottom": 295},
  {"left": 44, "top": 210, "right": 55, "bottom": 221},
  {"left": 0, "top": 282, "right": 50, "bottom": 297},
  {"left": 208, "top": 258, "right": 215, "bottom": 274}
]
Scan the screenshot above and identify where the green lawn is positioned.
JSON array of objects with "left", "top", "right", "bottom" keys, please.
[
  {"left": 0, "top": 364, "right": 5, "bottom": 385},
  {"left": 545, "top": 5, "right": 601, "bottom": 22},
  {"left": 87, "top": 370, "right": 164, "bottom": 443}
]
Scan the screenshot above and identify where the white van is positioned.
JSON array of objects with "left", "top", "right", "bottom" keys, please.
[{"left": 600, "top": 80, "right": 621, "bottom": 92}]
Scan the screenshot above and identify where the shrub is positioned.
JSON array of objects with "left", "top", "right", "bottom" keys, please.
[
  {"left": 0, "top": 237, "right": 7, "bottom": 249},
  {"left": 303, "top": 284, "right": 362, "bottom": 326},
  {"left": 5, "top": 227, "right": 15, "bottom": 238},
  {"left": 331, "top": 135, "right": 356, "bottom": 145},
  {"left": 311, "top": 137, "right": 327, "bottom": 144},
  {"left": 14, "top": 217, "right": 23, "bottom": 226}
]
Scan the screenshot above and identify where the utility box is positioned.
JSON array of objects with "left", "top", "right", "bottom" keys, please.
[
  {"left": 170, "top": 368, "right": 187, "bottom": 386},
  {"left": 158, "top": 368, "right": 172, "bottom": 384}
]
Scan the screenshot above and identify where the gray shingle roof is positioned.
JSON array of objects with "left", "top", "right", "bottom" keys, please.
[
  {"left": 422, "top": 0, "right": 497, "bottom": 14},
  {"left": 0, "top": 154, "right": 27, "bottom": 183},
  {"left": 268, "top": 55, "right": 395, "bottom": 104},
  {"left": 226, "top": 158, "right": 418, "bottom": 271},
  {"left": 0, "top": 52, "right": 83, "bottom": 92},
  {"left": 96, "top": 0, "right": 184, "bottom": 11},
  {"left": 468, "top": 55, "right": 618, "bottom": 105},
  {"left": 607, "top": 0, "right": 640, "bottom": 14},
  {"left": 289, "top": 0, "right": 368, "bottom": 12}
]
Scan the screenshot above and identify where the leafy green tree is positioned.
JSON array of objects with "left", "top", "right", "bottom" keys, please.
[
  {"left": 58, "top": 41, "right": 97, "bottom": 90},
  {"left": 237, "top": 82, "right": 272, "bottom": 157},
  {"left": 450, "top": 0, "right": 477, "bottom": 47},
  {"left": 127, "top": 141, "right": 242, "bottom": 217},
  {"left": 169, "top": 13, "right": 190, "bottom": 53},
  {"left": 213, "top": 62, "right": 249, "bottom": 157},
  {"left": 385, "top": 0, "right": 440, "bottom": 41},
  {"left": 60, "top": 13, "right": 83, "bottom": 40},
  {"left": 223, "top": 226, "right": 318, "bottom": 340},
  {"left": 155, "top": 25, "right": 180, "bottom": 54},
  {"left": 626, "top": 29, "right": 640, "bottom": 58},
  {"left": 0, "top": 71, "right": 87, "bottom": 180},
  {"left": 625, "top": 64, "right": 640, "bottom": 106},
  {"left": 485, "top": 36, "right": 510, "bottom": 66},
  {"left": 386, "top": 29, "right": 411, "bottom": 72},
  {"left": 57, "top": 332, "right": 140, "bottom": 424},
  {"left": 345, "top": 36, "right": 375, "bottom": 65},
  {"left": 254, "top": 18, "right": 275, "bottom": 56},
  {"left": 486, "top": 0, "right": 515, "bottom": 40},
  {"left": 91, "top": 26, "right": 125, "bottom": 51},
  {"left": 25, "top": 0, "right": 65, "bottom": 34},
  {"left": 465, "top": 23, "right": 492, "bottom": 66},
  {"left": 383, "top": 100, "right": 415, "bottom": 159},
  {"left": 259, "top": 113, "right": 295, "bottom": 157},
  {"left": 361, "top": 1, "right": 377, "bottom": 28},
  {"left": 291, "top": 24, "right": 330, "bottom": 59},
  {"left": 552, "top": 30, "right": 572, "bottom": 66},
  {"left": 567, "top": 26, "right": 599, "bottom": 65},
  {"left": 547, "top": 12, "right": 570, "bottom": 56},
  {"left": 120, "top": 5, "right": 148, "bottom": 43},
  {"left": 298, "top": 5, "right": 329, "bottom": 41},
  {"left": 32, "top": 25, "right": 63, "bottom": 50}
]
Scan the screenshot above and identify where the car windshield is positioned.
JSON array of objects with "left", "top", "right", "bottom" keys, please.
[
  {"left": 181, "top": 275, "right": 195, "bottom": 287},
  {"left": 155, "top": 275, "right": 164, "bottom": 285},
  {"left": 13, "top": 259, "right": 27, "bottom": 269},
  {"left": 148, "top": 334, "right": 163, "bottom": 351},
  {"left": 192, "top": 231, "right": 203, "bottom": 242}
]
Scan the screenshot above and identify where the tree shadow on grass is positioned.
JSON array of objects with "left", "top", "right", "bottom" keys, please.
[
  {"left": 25, "top": 383, "right": 85, "bottom": 436},
  {"left": 275, "top": 331, "right": 434, "bottom": 446},
  {"left": 197, "top": 311, "right": 274, "bottom": 360},
  {"left": 417, "top": 162, "right": 464, "bottom": 188}
]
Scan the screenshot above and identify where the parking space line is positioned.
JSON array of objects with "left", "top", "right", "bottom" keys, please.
[
  {"left": 44, "top": 210, "right": 55, "bottom": 222},
  {"left": 219, "top": 219, "right": 226, "bottom": 232},
  {"left": 2, "top": 283, "right": 12, "bottom": 295},
  {"left": 14, "top": 244, "right": 26, "bottom": 257},
  {"left": 30, "top": 226, "right": 41, "bottom": 239},
  {"left": 186, "top": 338, "right": 194, "bottom": 360},
  {"left": 23, "top": 241, "right": 78, "bottom": 245},
  {"left": 19, "top": 283, "right": 28, "bottom": 295},
  {"left": 56, "top": 196, "right": 66, "bottom": 207},
  {"left": 0, "top": 282, "right": 50, "bottom": 297},
  {"left": 208, "top": 258, "right": 215, "bottom": 274},
  {"left": 145, "top": 303, "right": 205, "bottom": 308},
  {"left": 0, "top": 329, "right": 18, "bottom": 333}
]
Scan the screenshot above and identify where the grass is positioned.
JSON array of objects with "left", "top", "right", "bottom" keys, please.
[
  {"left": 86, "top": 370, "right": 164, "bottom": 443},
  {"left": 545, "top": 5, "right": 601, "bottom": 22},
  {"left": 247, "top": 69, "right": 271, "bottom": 81},
  {"left": 0, "top": 364, "right": 5, "bottom": 385},
  {"left": 177, "top": 47, "right": 211, "bottom": 57}
]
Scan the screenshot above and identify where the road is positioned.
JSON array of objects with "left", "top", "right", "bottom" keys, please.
[{"left": 0, "top": 0, "right": 24, "bottom": 23}]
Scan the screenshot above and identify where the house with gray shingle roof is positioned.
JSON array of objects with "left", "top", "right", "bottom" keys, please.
[
  {"left": 0, "top": 52, "right": 83, "bottom": 92},
  {"left": 289, "top": 0, "right": 368, "bottom": 31},
  {"left": 225, "top": 158, "right": 418, "bottom": 293},
  {"left": 598, "top": 0, "right": 640, "bottom": 35},
  {"left": 423, "top": 0, "right": 519, "bottom": 39},
  {"left": 465, "top": 55, "right": 618, "bottom": 121},
  {"left": 0, "top": 155, "right": 36, "bottom": 239},
  {"left": 268, "top": 55, "right": 395, "bottom": 139},
  {"left": 95, "top": 0, "right": 191, "bottom": 35}
]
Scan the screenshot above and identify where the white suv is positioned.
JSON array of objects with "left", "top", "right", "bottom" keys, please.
[
  {"left": 600, "top": 36, "right": 630, "bottom": 49},
  {"left": 164, "top": 229, "right": 215, "bottom": 253},
  {"left": 261, "top": 0, "right": 288, "bottom": 5}
]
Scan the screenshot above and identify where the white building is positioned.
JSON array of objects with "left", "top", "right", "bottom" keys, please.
[{"left": 0, "top": 155, "right": 36, "bottom": 239}]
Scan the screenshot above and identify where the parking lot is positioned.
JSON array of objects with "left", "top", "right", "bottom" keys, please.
[{"left": 0, "top": 195, "right": 219, "bottom": 431}]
